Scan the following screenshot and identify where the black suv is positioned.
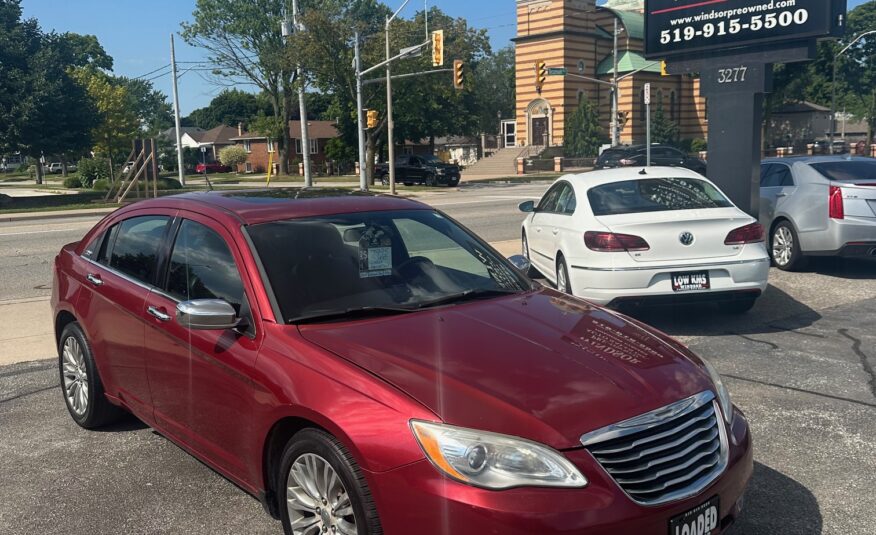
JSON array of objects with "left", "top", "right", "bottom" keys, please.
[
  {"left": 595, "top": 145, "right": 707, "bottom": 175},
  {"left": 376, "top": 155, "right": 461, "bottom": 187}
]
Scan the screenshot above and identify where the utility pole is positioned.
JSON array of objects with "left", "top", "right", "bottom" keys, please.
[
  {"left": 291, "top": 0, "right": 313, "bottom": 186},
  {"left": 170, "top": 34, "right": 186, "bottom": 186},
  {"left": 355, "top": 33, "right": 368, "bottom": 191},
  {"left": 385, "top": 0, "right": 411, "bottom": 196},
  {"left": 645, "top": 82, "right": 651, "bottom": 166},
  {"left": 610, "top": 17, "right": 620, "bottom": 147}
]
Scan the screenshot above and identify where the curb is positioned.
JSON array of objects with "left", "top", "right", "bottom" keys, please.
[{"left": 0, "top": 208, "right": 116, "bottom": 224}]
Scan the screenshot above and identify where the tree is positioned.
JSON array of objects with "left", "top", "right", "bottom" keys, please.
[
  {"left": 183, "top": 0, "right": 294, "bottom": 174},
  {"left": 0, "top": 0, "right": 41, "bottom": 155},
  {"left": 564, "top": 98, "right": 603, "bottom": 158},
  {"left": 472, "top": 46, "right": 515, "bottom": 136},
  {"left": 650, "top": 106, "right": 680, "bottom": 146},
  {"left": 115, "top": 77, "right": 174, "bottom": 135},
  {"left": 218, "top": 145, "right": 248, "bottom": 170},
  {"left": 185, "top": 89, "right": 270, "bottom": 129},
  {"left": 841, "top": 2, "right": 876, "bottom": 146}
]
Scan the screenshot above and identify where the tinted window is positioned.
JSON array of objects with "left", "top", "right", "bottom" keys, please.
[
  {"left": 810, "top": 161, "right": 876, "bottom": 182},
  {"left": 537, "top": 183, "right": 564, "bottom": 212},
  {"left": 652, "top": 148, "right": 679, "bottom": 158},
  {"left": 82, "top": 232, "right": 105, "bottom": 260},
  {"left": 555, "top": 183, "right": 576, "bottom": 214},
  {"left": 759, "top": 164, "right": 774, "bottom": 186},
  {"left": 761, "top": 164, "right": 793, "bottom": 187},
  {"left": 166, "top": 220, "right": 244, "bottom": 312},
  {"left": 248, "top": 210, "right": 527, "bottom": 323},
  {"left": 109, "top": 216, "right": 170, "bottom": 284},
  {"left": 588, "top": 178, "right": 733, "bottom": 216}
]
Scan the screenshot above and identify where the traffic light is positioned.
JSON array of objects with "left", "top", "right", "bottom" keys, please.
[
  {"left": 660, "top": 60, "right": 669, "bottom": 77},
  {"left": 535, "top": 61, "right": 547, "bottom": 92},
  {"left": 366, "top": 110, "right": 379, "bottom": 129},
  {"left": 431, "top": 30, "right": 444, "bottom": 67},
  {"left": 453, "top": 59, "right": 464, "bottom": 90}
]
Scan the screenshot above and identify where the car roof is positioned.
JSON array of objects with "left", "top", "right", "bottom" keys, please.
[
  {"left": 117, "top": 188, "right": 431, "bottom": 226},
  {"left": 762, "top": 156, "right": 870, "bottom": 165},
  {"left": 558, "top": 166, "right": 706, "bottom": 189}
]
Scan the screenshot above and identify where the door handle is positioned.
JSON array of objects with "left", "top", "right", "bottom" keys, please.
[
  {"left": 86, "top": 274, "right": 103, "bottom": 287},
  {"left": 552, "top": 228, "right": 559, "bottom": 235},
  {"left": 147, "top": 306, "right": 171, "bottom": 322},
  {"left": 776, "top": 192, "right": 788, "bottom": 197},
  {"left": 535, "top": 227, "right": 542, "bottom": 233}
]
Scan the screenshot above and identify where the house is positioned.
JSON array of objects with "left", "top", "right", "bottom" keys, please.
[
  {"left": 178, "top": 125, "right": 239, "bottom": 163},
  {"left": 767, "top": 101, "right": 832, "bottom": 148},
  {"left": 159, "top": 126, "right": 206, "bottom": 144},
  {"left": 230, "top": 120, "right": 340, "bottom": 174}
]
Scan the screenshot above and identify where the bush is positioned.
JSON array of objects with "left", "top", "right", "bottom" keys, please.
[
  {"left": 92, "top": 179, "right": 109, "bottom": 192},
  {"left": 77, "top": 157, "right": 110, "bottom": 188},
  {"left": 691, "top": 138, "right": 708, "bottom": 153},
  {"left": 63, "top": 176, "right": 83, "bottom": 189},
  {"left": 157, "top": 178, "right": 182, "bottom": 190},
  {"left": 219, "top": 145, "right": 248, "bottom": 169}
]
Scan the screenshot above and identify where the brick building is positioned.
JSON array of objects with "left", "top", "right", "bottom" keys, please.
[
  {"left": 514, "top": 0, "right": 708, "bottom": 148},
  {"left": 231, "top": 121, "right": 340, "bottom": 174}
]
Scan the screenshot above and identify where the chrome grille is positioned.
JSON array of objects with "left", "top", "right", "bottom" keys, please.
[{"left": 580, "top": 391, "right": 728, "bottom": 505}]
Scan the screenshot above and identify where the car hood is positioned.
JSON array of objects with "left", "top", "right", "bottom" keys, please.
[{"left": 298, "top": 289, "right": 714, "bottom": 449}]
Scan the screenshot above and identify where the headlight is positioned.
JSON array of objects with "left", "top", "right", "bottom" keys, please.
[
  {"left": 410, "top": 420, "right": 587, "bottom": 490},
  {"left": 700, "top": 357, "right": 734, "bottom": 424},
  {"left": 435, "top": 168, "right": 445, "bottom": 175}
]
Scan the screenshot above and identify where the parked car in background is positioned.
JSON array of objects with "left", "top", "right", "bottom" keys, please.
[
  {"left": 595, "top": 145, "right": 708, "bottom": 175},
  {"left": 376, "top": 155, "right": 460, "bottom": 187},
  {"left": 520, "top": 167, "right": 769, "bottom": 312},
  {"left": 52, "top": 189, "right": 751, "bottom": 534},
  {"left": 759, "top": 156, "right": 876, "bottom": 271},
  {"left": 195, "top": 162, "right": 232, "bottom": 174},
  {"left": 48, "top": 163, "right": 64, "bottom": 174}
]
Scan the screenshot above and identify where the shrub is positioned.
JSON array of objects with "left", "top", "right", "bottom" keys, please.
[
  {"left": 157, "top": 178, "right": 182, "bottom": 190},
  {"left": 77, "top": 157, "right": 110, "bottom": 187},
  {"left": 219, "top": 145, "right": 248, "bottom": 169},
  {"left": 63, "top": 176, "right": 83, "bottom": 189},
  {"left": 691, "top": 138, "right": 708, "bottom": 153},
  {"left": 92, "top": 179, "right": 109, "bottom": 192}
]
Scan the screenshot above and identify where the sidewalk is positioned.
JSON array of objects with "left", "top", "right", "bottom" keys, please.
[{"left": 0, "top": 207, "right": 116, "bottom": 223}]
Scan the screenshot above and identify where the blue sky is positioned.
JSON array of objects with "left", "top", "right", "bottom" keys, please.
[{"left": 21, "top": 0, "right": 872, "bottom": 115}]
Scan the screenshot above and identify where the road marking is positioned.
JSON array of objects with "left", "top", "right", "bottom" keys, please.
[
  {"left": 428, "top": 195, "right": 538, "bottom": 207},
  {"left": 0, "top": 227, "right": 90, "bottom": 237}
]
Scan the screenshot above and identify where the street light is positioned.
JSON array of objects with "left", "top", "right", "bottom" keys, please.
[{"left": 830, "top": 30, "right": 876, "bottom": 154}]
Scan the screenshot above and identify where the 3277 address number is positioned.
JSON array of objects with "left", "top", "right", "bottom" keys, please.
[{"left": 717, "top": 67, "right": 747, "bottom": 84}]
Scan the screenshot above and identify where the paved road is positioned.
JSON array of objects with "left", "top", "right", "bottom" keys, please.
[{"left": 2, "top": 183, "right": 876, "bottom": 534}]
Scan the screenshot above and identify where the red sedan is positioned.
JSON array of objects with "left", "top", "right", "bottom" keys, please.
[
  {"left": 195, "top": 162, "right": 232, "bottom": 174},
  {"left": 52, "top": 189, "right": 752, "bottom": 534}
]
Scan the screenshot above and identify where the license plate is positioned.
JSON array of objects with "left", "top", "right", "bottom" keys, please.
[
  {"left": 671, "top": 271, "right": 711, "bottom": 292},
  {"left": 669, "top": 496, "right": 720, "bottom": 535}
]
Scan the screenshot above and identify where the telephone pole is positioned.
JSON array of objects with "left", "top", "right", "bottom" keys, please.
[
  {"left": 354, "top": 33, "right": 368, "bottom": 191},
  {"left": 291, "top": 0, "right": 313, "bottom": 186},
  {"left": 610, "top": 17, "right": 620, "bottom": 147},
  {"left": 170, "top": 34, "right": 185, "bottom": 186}
]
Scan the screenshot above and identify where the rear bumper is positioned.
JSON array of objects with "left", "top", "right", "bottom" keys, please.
[
  {"left": 367, "top": 410, "right": 752, "bottom": 535},
  {"left": 806, "top": 241, "right": 876, "bottom": 258},
  {"left": 799, "top": 218, "right": 876, "bottom": 255},
  {"left": 568, "top": 258, "right": 770, "bottom": 306}
]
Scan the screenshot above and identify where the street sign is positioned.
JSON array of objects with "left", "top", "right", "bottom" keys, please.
[
  {"left": 547, "top": 67, "right": 567, "bottom": 76},
  {"left": 644, "top": 83, "right": 651, "bottom": 105},
  {"left": 644, "top": 0, "right": 846, "bottom": 59}
]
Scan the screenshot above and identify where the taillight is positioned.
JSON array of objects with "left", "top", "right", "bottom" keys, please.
[
  {"left": 829, "top": 186, "right": 844, "bottom": 220},
  {"left": 584, "top": 231, "right": 650, "bottom": 252},
  {"left": 724, "top": 223, "right": 764, "bottom": 245},
  {"left": 619, "top": 158, "right": 636, "bottom": 166}
]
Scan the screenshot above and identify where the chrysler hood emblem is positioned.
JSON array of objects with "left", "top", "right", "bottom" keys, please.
[{"left": 679, "top": 232, "right": 695, "bottom": 246}]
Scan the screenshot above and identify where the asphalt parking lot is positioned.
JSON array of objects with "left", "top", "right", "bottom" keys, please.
[{"left": 1, "top": 184, "right": 875, "bottom": 534}]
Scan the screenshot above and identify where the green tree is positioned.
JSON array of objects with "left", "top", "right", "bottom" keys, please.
[
  {"left": 563, "top": 98, "right": 603, "bottom": 158},
  {"left": 650, "top": 106, "right": 680, "bottom": 146},
  {"left": 185, "top": 89, "right": 270, "bottom": 129},
  {"left": 472, "top": 46, "right": 515, "bottom": 136},
  {"left": 115, "top": 77, "right": 174, "bottom": 135},
  {"left": 218, "top": 145, "right": 248, "bottom": 169},
  {"left": 841, "top": 2, "right": 876, "bottom": 146},
  {"left": 0, "top": 0, "right": 41, "bottom": 155}
]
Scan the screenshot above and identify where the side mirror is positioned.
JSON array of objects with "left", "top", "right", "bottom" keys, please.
[
  {"left": 177, "top": 299, "right": 241, "bottom": 330},
  {"left": 507, "top": 254, "right": 532, "bottom": 274},
  {"left": 518, "top": 200, "right": 536, "bottom": 213}
]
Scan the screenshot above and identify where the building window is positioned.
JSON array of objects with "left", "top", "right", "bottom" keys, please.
[
  {"left": 245, "top": 162, "right": 252, "bottom": 173},
  {"left": 267, "top": 139, "right": 275, "bottom": 153},
  {"left": 295, "top": 139, "right": 303, "bottom": 154},
  {"left": 243, "top": 140, "right": 252, "bottom": 153},
  {"left": 309, "top": 138, "right": 318, "bottom": 155}
]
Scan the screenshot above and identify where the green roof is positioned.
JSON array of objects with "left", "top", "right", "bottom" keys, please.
[
  {"left": 597, "top": 51, "right": 662, "bottom": 76},
  {"left": 600, "top": 7, "right": 645, "bottom": 40}
]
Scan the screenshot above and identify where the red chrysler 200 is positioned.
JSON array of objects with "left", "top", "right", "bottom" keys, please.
[{"left": 52, "top": 189, "right": 752, "bottom": 535}]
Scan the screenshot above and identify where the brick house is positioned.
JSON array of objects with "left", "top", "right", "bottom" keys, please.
[{"left": 230, "top": 120, "right": 340, "bottom": 174}]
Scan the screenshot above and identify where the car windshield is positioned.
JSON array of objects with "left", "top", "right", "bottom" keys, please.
[
  {"left": 588, "top": 177, "right": 733, "bottom": 216},
  {"left": 247, "top": 210, "right": 529, "bottom": 323},
  {"left": 810, "top": 161, "right": 876, "bottom": 182},
  {"left": 420, "top": 155, "right": 443, "bottom": 164}
]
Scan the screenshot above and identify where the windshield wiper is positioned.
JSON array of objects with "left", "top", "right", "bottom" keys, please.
[
  {"left": 413, "top": 288, "right": 521, "bottom": 309},
  {"left": 290, "top": 305, "right": 417, "bottom": 324}
]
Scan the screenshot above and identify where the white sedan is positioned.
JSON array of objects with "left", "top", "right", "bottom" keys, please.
[{"left": 519, "top": 167, "right": 770, "bottom": 313}]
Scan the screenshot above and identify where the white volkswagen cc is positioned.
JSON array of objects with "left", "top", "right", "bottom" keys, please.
[{"left": 519, "top": 167, "right": 770, "bottom": 313}]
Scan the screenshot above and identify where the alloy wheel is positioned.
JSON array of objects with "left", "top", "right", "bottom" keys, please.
[
  {"left": 286, "top": 453, "right": 357, "bottom": 535},
  {"left": 62, "top": 336, "right": 89, "bottom": 416},
  {"left": 772, "top": 226, "right": 794, "bottom": 267}
]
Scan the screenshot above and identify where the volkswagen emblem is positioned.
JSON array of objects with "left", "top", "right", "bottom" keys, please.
[{"left": 679, "top": 232, "right": 695, "bottom": 246}]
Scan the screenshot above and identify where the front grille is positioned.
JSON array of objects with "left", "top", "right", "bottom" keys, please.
[{"left": 580, "top": 391, "right": 727, "bottom": 505}]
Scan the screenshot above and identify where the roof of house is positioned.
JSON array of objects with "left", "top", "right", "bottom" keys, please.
[
  {"left": 597, "top": 50, "right": 662, "bottom": 75},
  {"left": 230, "top": 120, "right": 340, "bottom": 141},
  {"left": 195, "top": 125, "right": 239, "bottom": 145},
  {"left": 773, "top": 101, "right": 831, "bottom": 114},
  {"left": 160, "top": 126, "right": 205, "bottom": 140}
]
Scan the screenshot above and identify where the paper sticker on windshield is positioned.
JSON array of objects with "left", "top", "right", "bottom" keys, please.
[{"left": 359, "top": 227, "right": 393, "bottom": 278}]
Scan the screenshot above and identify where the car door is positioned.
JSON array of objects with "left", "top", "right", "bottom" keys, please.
[
  {"left": 760, "top": 163, "right": 796, "bottom": 225},
  {"left": 143, "top": 213, "right": 262, "bottom": 483},
  {"left": 74, "top": 211, "right": 175, "bottom": 420},
  {"left": 529, "top": 183, "right": 569, "bottom": 277},
  {"left": 409, "top": 157, "right": 425, "bottom": 183}
]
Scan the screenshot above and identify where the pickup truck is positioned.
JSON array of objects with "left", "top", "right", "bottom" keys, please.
[{"left": 376, "top": 155, "right": 460, "bottom": 187}]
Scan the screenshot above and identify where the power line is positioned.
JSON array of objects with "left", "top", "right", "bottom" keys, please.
[{"left": 133, "top": 64, "right": 171, "bottom": 80}]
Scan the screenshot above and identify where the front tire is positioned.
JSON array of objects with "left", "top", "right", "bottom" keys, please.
[
  {"left": 279, "top": 428, "right": 382, "bottom": 535},
  {"left": 58, "top": 322, "right": 123, "bottom": 429},
  {"left": 771, "top": 221, "right": 806, "bottom": 271},
  {"left": 556, "top": 255, "right": 572, "bottom": 295},
  {"left": 379, "top": 174, "right": 389, "bottom": 186}
]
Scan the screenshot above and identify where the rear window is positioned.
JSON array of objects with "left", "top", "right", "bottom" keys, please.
[
  {"left": 810, "top": 161, "right": 876, "bottom": 182},
  {"left": 598, "top": 149, "right": 627, "bottom": 163},
  {"left": 588, "top": 177, "right": 733, "bottom": 216}
]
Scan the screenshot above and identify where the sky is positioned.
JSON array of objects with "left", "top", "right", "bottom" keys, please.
[{"left": 21, "top": 0, "right": 873, "bottom": 116}]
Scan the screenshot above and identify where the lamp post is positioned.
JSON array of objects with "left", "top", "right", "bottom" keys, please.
[{"left": 830, "top": 30, "right": 876, "bottom": 154}]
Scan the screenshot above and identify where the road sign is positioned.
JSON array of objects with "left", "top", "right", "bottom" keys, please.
[
  {"left": 644, "top": 83, "right": 651, "bottom": 105},
  {"left": 644, "top": 0, "right": 846, "bottom": 59},
  {"left": 547, "top": 67, "right": 567, "bottom": 76}
]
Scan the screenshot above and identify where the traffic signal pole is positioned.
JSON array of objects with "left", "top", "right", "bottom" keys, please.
[
  {"left": 354, "top": 33, "right": 367, "bottom": 191},
  {"left": 291, "top": 0, "right": 313, "bottom": 187}
]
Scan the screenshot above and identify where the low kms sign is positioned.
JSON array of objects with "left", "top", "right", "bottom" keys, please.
[{"left": 644, "top": 0, "right": 846, "bottom": 59}]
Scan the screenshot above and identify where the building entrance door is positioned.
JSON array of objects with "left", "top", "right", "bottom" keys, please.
[
  {"left": 531, "top": 117, "right": 548, "bottom": 147},
  {"left": 502, "top": 120, "right": 516, "bottom": 148}
]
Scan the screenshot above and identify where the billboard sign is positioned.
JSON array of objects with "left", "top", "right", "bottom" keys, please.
[{"left": 644, "top": 0, "right": 846, "bottom": 59}]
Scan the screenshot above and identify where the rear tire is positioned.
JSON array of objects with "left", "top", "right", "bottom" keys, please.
[
  {"left": 278, "top": 428, "right": 382, "bottom": 535},
  {"left": 379, "top": 174, "right": 389, "bottom": 186},
  {"left": 58, "top": 322, "right": 124, "bottom": 429},
  {"left": 771, "top": 221, "right": 806, "bottom": 271},
  {"left": 556, "top": 255, "right": 572, "bottom": 295}
]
